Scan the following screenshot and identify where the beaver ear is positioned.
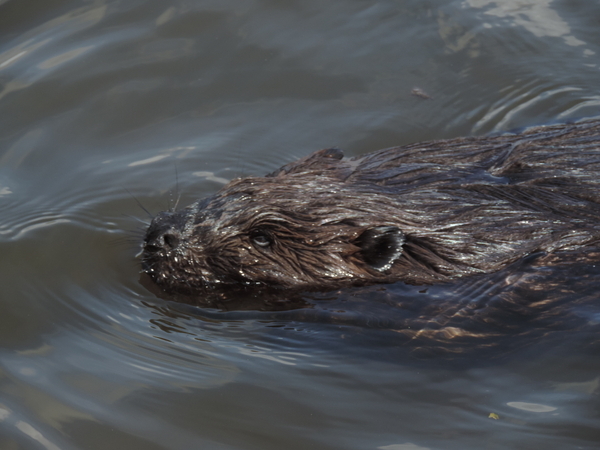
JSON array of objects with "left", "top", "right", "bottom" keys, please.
[
  {"left": 355, "top": 226, "right": 405, "bottom": 272},
  {"left": 267, "top": 148, "right": 344, "bottom": 177}
]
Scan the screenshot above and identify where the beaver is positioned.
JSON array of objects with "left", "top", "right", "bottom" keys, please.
[{"left": 142, "top": 118, "right": 600, "bottom": 298}]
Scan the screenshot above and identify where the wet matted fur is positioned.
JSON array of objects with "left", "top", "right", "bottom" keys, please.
[{"left": 142, "top": 118, "right": 600, "bottom": 296}]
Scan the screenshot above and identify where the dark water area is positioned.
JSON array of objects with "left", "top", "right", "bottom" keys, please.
[{"left": 1, "top": 1, "right": 600, "bottom": 449}]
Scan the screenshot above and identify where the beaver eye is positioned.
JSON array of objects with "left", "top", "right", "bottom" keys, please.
[{"left": 251, "top": 231, "right": 272, "bottom": 248}]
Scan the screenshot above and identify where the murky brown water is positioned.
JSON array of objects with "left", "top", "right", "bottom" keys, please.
[{"left": 1, "top": 1, "right": 599, "bottom": 449}]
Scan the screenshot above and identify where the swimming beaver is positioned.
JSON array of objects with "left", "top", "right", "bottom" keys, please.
[{"left": 142, "top": 119, "right": 600, "bottom": 296}]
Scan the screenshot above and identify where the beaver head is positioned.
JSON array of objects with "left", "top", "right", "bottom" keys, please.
[{"left": 142, "top": 149, "right": 420, "bottom": 293}]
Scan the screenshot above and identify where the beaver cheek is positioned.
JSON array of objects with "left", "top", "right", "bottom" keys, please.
[
  {"left": 230, "top": 244, "right": 299, "bottom": 286},
  {"left": 229, "top": 244, "right": 266, "bottom": 283}
]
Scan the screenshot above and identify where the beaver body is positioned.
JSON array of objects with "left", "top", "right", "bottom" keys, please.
[{"left": 142, "top": 119, "right": 600, "bottom": 296}]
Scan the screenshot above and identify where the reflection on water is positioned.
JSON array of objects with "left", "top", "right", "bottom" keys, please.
[
  {"left": 466, "top": 0, "right": 588, "bottom": 47},
  {"left": 1, "top": 0, "right": 599, "bottom": 449}
]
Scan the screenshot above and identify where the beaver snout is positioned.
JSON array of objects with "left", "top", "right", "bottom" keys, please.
[{"left": 144, "top": 211, "right": 190, "bottom": 254}]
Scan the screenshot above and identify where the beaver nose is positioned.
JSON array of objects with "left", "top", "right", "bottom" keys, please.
[{"left": 144, "top": 211, "right": 186, "bottom": 253}]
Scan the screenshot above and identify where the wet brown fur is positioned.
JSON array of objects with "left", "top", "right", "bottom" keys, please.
[{"left": 142, "top": 119, "right": 600, "bottom": 295}]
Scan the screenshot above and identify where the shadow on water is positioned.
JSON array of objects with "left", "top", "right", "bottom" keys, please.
[{"left": 141, "top": 249, "right": 600, "bottom": 366}]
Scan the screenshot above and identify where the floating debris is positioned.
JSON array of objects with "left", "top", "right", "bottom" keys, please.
[{"left": 411, "top": 87, "right": 432, "bottom": 99}]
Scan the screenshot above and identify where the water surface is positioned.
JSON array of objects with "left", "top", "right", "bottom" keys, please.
[{"left": 1, "top": 1, "right": 599, "bottom": 449}]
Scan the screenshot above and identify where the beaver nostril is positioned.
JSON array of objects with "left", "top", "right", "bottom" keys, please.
[
  {"left": 162, "top": 233, "right": 180, "bottom": 250},
  {"left": 144, "top": 228, "right": 182, "bottom": 253}
]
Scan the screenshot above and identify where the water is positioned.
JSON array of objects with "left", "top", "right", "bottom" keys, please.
[{"left": 1, "top": 0, "right": 599, "bottom": 449}]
